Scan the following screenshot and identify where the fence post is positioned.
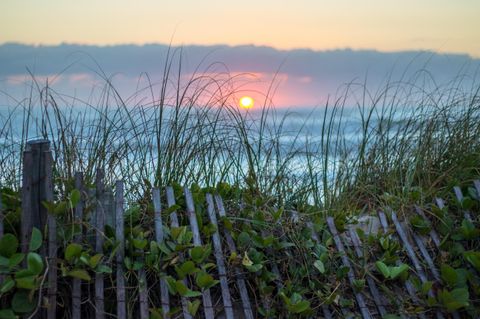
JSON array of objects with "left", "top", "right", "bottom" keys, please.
[
  {"left": 95, "top": 169, "right": 105, "bottom": 319},
  {"left": 20, "top": 139, "right": 52, "bottom": 318},
  {"left": 21, "top": 140, "right": 51, "bottom": 254}
]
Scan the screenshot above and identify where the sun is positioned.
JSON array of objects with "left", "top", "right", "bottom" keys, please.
[{"left": 239, "top": 96, "right": 254, "bottom": 109}]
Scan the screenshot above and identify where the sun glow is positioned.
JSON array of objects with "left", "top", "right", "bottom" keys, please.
[{"left": 239, "top": 96, "right": 254, "bottom": 109}]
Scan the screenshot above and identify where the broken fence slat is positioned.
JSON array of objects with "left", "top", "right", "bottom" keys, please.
[
  {"left": 115, "top": 181, "right": 127, "bottom": 319},
  {"left": 206, "top": 194, "right": 234, "bottom": 319},
  {"left": 184, "top": 187, "right": 215, "bottom": 319},
  {"left": 165, "top": 186, "right": 193, "bottom": 319},
  {"left": 326, "top": 217, "right": 372, "bottom": 319},
  {"left": 152, "top": 188, "right": 170, "bottom": 317},
  {"left": 348, "top": 228, "right": 388, "bottom": 317},
  {"left": 214, "top": 195, "right": 255, "bottom": 319}
]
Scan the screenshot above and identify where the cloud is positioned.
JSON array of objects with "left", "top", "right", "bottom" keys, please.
[{"left": 0, "top": 43, "right": 479, "bottom": 107}]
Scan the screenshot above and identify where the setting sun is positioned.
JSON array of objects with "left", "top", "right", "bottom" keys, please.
[{"left": 239, "top": 96, "right": 254, "bottom": 109}]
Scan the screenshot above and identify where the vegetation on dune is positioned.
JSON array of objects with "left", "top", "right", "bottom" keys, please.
[{"left": 0, "top": 52, "right": 480, "bottom": 317}]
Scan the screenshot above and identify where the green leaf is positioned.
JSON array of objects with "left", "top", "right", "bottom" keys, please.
[
  {"left": 0, "top": 234, "right": 18, "bottom": 258},
  {"left": 89, "top": 254, "right": 103, "bottom": 269},
  {"left": 65, "top": 243, "right": 83, "bottom": 262},
  {"left": 460, "top": 219, "right": 480, "bottom": 240},
  {"left": 15, "top": 275, "right": 37, "bottom": 289},
  {"left": 375, "top": 261, "right": 390, "bottom": 279},
  {"left": 8, "top": 253, "right": 25, "bottom": 269},
  {"left": 187, "top": 299, "right": 201, "bottom": 316},
  {"left": 29, "top": 228, "right": 43, "bottom": 252},
  {"left": 132, "top": 238, "right": 148, "bottom": 250},
  {"left": 441, "top": 264, "right": 458, "bottom": 288},
  {"left": 27, "top": 252, "right": 44, "bottom": 275},
  {"left": 0, "top": 309, "right": 16, "bottom": 319},
  {"left": 70, "top": 189, "right": 81, "bottom": 207},
  {"left": 464, "top": 251, "right": 480, "bottom": 271},
  {"left": 96, "top": 265, "right": 112, "bottom": 274},
  {"left": 67, "top": 269, "right": 91, "bottom": 281},
  {"left": 245, "top": 263, "right": 263, "bottom": 272},
  {"left": 195, "top": 271, "right": 219, "bottom": 289},
  {"left": 175, "top": 280, "right": 202, "bottom": 297},
  {"left": 389, "top": 264, "right": 409, "bottom": 279},
  {"left": 175, "top": 261, "right": 197, "bottom": 279},
  {"left": 0, "top": 276, "right": 15, "bottom": 294},
  {"left": 190, "top": 245, "right": 211, "bottom": 264},
  {"left": 12, "top": 290, "right": 36, "bottom": 313},
  {"left": 438, "top": 288, "right": 469, "bottom": 311},
  {"left": 313, "top": 260, "right": 325, "bottom": 273}
]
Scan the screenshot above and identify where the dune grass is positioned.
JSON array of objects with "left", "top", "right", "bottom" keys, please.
[{"left": 0, "top": 53, "right": 479, "bottom": 216}]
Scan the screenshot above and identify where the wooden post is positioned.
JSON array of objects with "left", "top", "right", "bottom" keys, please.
[
  {"left": 115, "top": 181, "right": 127, "bottom": 319},
  {"left": 72, "top": 172, "right": 84, "bottom": 319},
  {"left": 152, "top": 188, "right": 170, "bottom": 318},
  {"left": 21, "top": 140, "right": 50, "bottom": 254},
  {"left": 20, "top": 140, "right": 51, "bottom": 318},
  {"left": 95, "top": 169, "right": 105, "bottom": 319}
]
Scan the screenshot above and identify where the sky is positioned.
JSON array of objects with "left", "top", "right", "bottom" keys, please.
[
  {"left": 1, "top": 0, "right": 479, "bottom": 57},
  {"left": 1, "top": 1, "right": 479, "bottom": 107}
]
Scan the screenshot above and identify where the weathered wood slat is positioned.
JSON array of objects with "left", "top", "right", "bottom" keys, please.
[
  {"left": 138, "top": 267, "right": 149, "bottom": 319},
  {"left": 184, "top": 187, "right": 215, "bottom": 319},
  {"left": 377, "top": 211, "right": 425, "bottom": 319},
  {"left": 20, "top": 148, "right": 33, "bottom": 255},
  {"left": 165, "top": 187, "right": 193, "bottom": 319},
  {"left": 95, "top": 169, "right": 105, "bottom": 319},
  {"left": 390, "top": 210, "right": 446, "bottom": 319},
  {"left": 72, "top": 172, "right": 84, "bottom": 319},
  {"left": 410, "top": 229, "right": 441, "bottom": 281},
  {"left": 326, "top": 217, "right": 372, "bottom": 319},
  {"left": 389, "top": 211, "right": 429, "bottom": 284},
  {"left": 115, "top": 181, "right": 126, "bottom": 319},
  {"left": 453, "top": 186, "right": 473, "bottom": 221},
  {"left": 474, "top": 180, "right": 480, "bottom": 199},
  {"left": 348, "top": 228, "right": 388, "bottom": 317},
  {"left": 299, "top": 214, "right": 332, "bottom": 319},
  {"left": 152, "top": 188, "right": 170, "bottom": 317},
  {"left": 214, "top": 195, "right": 255, "bottom": 319},
  {"left": 417, "top": 203, "right": 460, "bottom": 319},
  {"left": 414, "top": 205, "right": 441, "bottom": 248},
  {"left": 45, "top": 151, "right": 57, "bottom": 319},
  {"left": 206, "top": 194, "right": 234, "bottom": 319}
]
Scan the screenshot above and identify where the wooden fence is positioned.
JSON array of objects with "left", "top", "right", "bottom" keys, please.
[{"left": 1, "top": 140, "right": 480, "bottom": 318}]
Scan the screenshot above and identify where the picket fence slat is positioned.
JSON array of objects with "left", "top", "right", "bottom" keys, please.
[
  {"left": 214, "top": 194, "right": 255, "bottom": 319},
  {"left": 377, "top": 211, "right": 426, "bottom": 319},
  {"left": 45, "top": 151, "right": 57, "bottom": 319},
  {"left": 206, "top": 194, "right": 234, "bottom": 319},
  {"left": 72, "top": 172, "right": 84, "bottom": 319},
  {"left": 95, "top": 169, "right": 105, "bottom": 319},
  {"left": 326, "top": 217, "right": 372, "bottom": 319},
  {"left": 152, "top": 188, "right": 170, "bottom": 317},
  {"left": 165, "top": 186, "right": 193, "bottom": 319},
  {"left": 115, "top": 181, "right": 127, "bottom": 319},
  {"left": 348, "top": 228, "right": 388, "bottom": 317},
  {"left": 184, "top": 187, "right": 215, "bottom": 319}
]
